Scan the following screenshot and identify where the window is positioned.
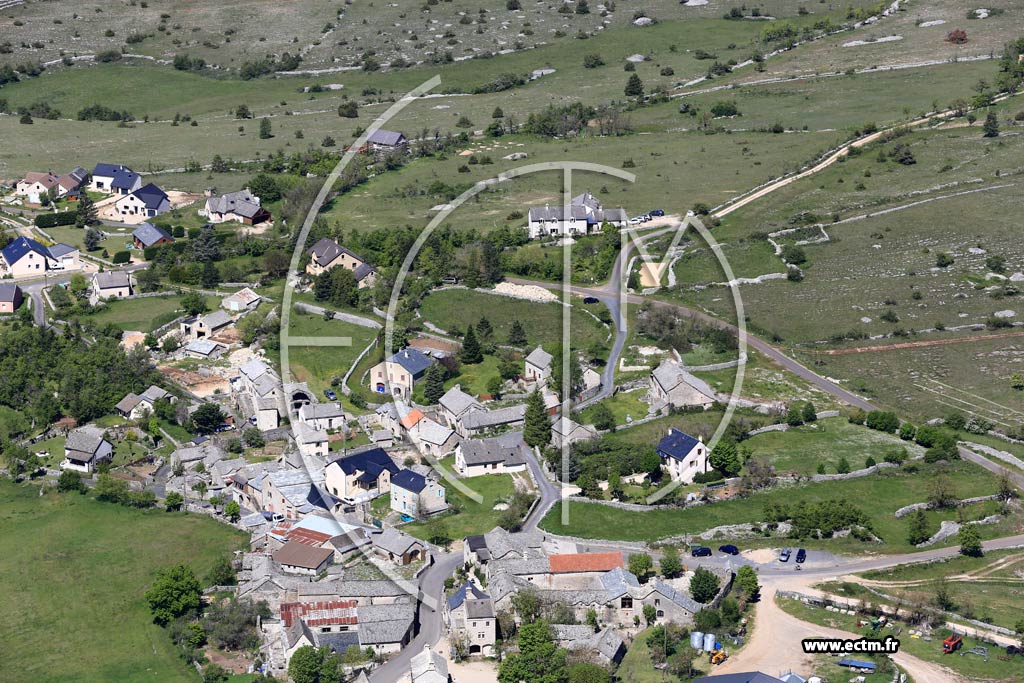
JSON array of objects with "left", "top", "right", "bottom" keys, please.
[
  {"left": 657, "top": 610, "right": 664, "bottom": 618},
  {"left": 654, "top": 599, "right": 660, "bottom": 606},
  {"left": 621, "top": 596, "right": 633, "bottom": 609}
]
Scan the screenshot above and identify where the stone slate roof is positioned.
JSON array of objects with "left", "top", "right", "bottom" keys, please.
[
  {"left": 371, "top": 527, "right": 422, "bottom": 556},
  {"left": 366, "top": 129, "right": 407, "bottom": 147},
  {"left": 200, "top": 309, "right": 232, "bottom": 330},
  {"left": 356, "top": 601, "right": 416, "bottom": 645},
  {"left": 446, "top": 581, "right": 489, "bottom": 611},
  {"left": 273, "top": 540, "right": 334, "bottom": 569},
  {"left": 94, "top": 271, "right": 131, "bottom": 290},
  {"left": 458, "top": 432, "right": 527, "bottom": 466},
  {"left": 410, "top": 645, "right": 449, "bottom": 683},
  {"left": 525, "top": 345, "right": 553, "bottom": 371},
  {"left": 439, "top": 385, "right": 480, "bottom": 417},
  {"left": 64, "top": 427, "right": 112, "bottom": 462},
  {"left": 460, "top": 404, "right": 526, "bottom": 431},
  {"left": 415, "top": 418, "right": 454, "bottom": 446}
]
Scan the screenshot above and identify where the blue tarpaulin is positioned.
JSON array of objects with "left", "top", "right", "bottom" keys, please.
[{"left": 838, "top": 659, "right": 877, "bottom": 671}]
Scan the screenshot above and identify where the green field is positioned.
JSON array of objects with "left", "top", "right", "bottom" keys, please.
[
  {"left": 403, "top": 458, "right": 518, "bottom": 542},
  {"left": 578, "top": 388, "right": 651, "bottom": 427},
  {"left": 283, "top": 311, "right": 380, "bottom": 394},
  {"left": 540, "top": 460, "right": 1014, "bottom": 552},
  {"left": 0, "top": 481, "right": 245, "bottom": 683},
  {"left": 84, "top": 294, "right": 220, "bottom": 332},
  {"left": 418, "top": 288, "right": 610, "bottom": 352}
]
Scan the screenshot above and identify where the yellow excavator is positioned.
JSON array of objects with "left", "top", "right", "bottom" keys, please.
[{"left": 710, "top": 649, "right": 729, "bottom": 666}]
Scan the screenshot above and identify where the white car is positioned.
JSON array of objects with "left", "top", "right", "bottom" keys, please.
[{"left": 628, "top": 216, "right": 643, "bottom": 225}]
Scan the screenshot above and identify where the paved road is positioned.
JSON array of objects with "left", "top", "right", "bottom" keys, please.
[
  {"left": 521, "top": 444, "right": 560, "bottom": 531},
  {"left": 369, "top": 550, "right": 462, "bottom": 683},
  {"left": 17, "top": 262, "right": 149, "bottom": 328}
]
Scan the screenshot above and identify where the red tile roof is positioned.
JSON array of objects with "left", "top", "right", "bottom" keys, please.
[
  {"left": 281, "top": 599, "right": 359, "bottom": 627},
  {"left": 400, "top": 409, "right": 425, "bottom": 429},
  {"left": 288, "top": 528, "right": 334, "bottom": 546},
  {"left": 549, "top": 551, "right": 623, "bottom": 574}
]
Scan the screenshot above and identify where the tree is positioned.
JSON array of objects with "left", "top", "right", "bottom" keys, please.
[
  {"left": 459, "top": 325, "right": 483, "bottom": 364},
  {"left": 802, "top": 401, "right": 817, "bottom": 423},
  {"left": 836, "top": 456, "right": 851, "bottom": 474},
  {"left": 76, "top": 193, "right": 98, "bottom": 227},
  {"left": 288, "top": 645, "right": 343, "bottom": 683},
  {"left": 83, "top": 227, "right": 103, "bottom": 251},
  {"left": 508, "top": 319, "right": 527, "bottom": 346},
  {"left": 191, "top": 402, "right": 226, "bottom": 434},
  {"left": 201, "top": 260, "right": 220, "bottom": 288},
  {"left": 523, "top": 387, "right": 551, "bottom": 448},
  {"left": 57, "top": 469, "right": 85, "bottom": 493},
  {"left": 624, "top": 73, "right": 644, "bottom": 99},
  {"left": 589, "top": 402, "right": 615, "bottom": 431},
  {"left": 568, "top": 663, "right": 609, "bottom": 683},
  {"left": 628, "top": 552, "right": 653, "bottom": 582},
  {"left": 959, "top": 524, "right": 983, "bottom": 557},
  {"left": 94, "top": 473, "right": 129, "bottom": 504},
  {"left": 734, "top": 564, "right": 760, "bottom": 599},
  {"left": 689, "top": 567, "right": 721, "bottom": 603},
  {"left": 164, "top": 491, "right": 184, "bottom": 511},
  {"left": 667, "top": 648, "right": 696, "bottom": 680},
  {"left": 224, "top": 500, "right": 241, "bottom": 522},
  {"left": 983, "top": 110, "right": 1000, "bottom": 137},
  {"left": 928, "top": 474, "right": 957, "bottom": 509},
  {"left": 510, "top": 587, "right": 542, "bottom": 623},
  {"left": 263, "top": 250, "right": 289, "bottom": 278},
  {"left": 181, "top": 290, "right": 208, "bottom": 316},
  {"left": 709, "top": 439, "right": 741, "bottom": 477},
  {"left": 313, "top": 271, "right": 333, "bottom": 301},
  {"left": 258, "top": 117, "right": 273, "bottom": 139},
  {"left": 190, "top": 225, "right": 221, "bottom": 262},
  {"left": 642, "top": 603, "right": 657, "bottom": 626},
  {"left": 785, "top": 403, "right": 804, "bottom": 426},
  {"left": 145, "top": 564, "right": 202, "bottom": 626},
  {"left": 907, "top": 508, "right": 931, "bottom": 545},
  {"left": 498, "top": 621, "right": 566, "bottom": 683},
  {"left": 423, "top": 364, "right": 446, "bottom": 404},
  {"left": 659, "top": 545, "right": 682, "bottom": 578}
]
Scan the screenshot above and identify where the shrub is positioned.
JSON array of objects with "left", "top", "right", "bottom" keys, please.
[
  {"left": 583, "top": 53, "right": 604, "bottom": 68},
  {"left": 112, "top": 251, "right": 131, "bottom": 264},
  {"left": 34, "top": 211, "right": 76, "bottom": 228}
]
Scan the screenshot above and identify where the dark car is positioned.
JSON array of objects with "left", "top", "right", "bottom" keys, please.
[
  {"left": 582, "top": 296, "right": 599, "bottom": 304},
  {"left": 649, "top": 209, "right": 665, "bottom": 217},
  {"left": 718, "top": 544, "right": 740, "bottom": 555},
  {"left": 796, "top": 548, "right": 807, "bottom": 564},
  {"left": 779, "top": 548, "right": 792, "bottom": 562},
  {"left": 214, "top": 423, "right": 233, "bottom": 433},
  {"left": 324, "top": 388, "right": 338, "bottom": 401},
  {"left": 691, "top": 546, "right": 712, "bottom": 557}
]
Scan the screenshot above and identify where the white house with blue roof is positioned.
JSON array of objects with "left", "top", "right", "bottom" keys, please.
[
  {"left": 443, "top": 580, "right": 496, "bottom": 656},
  {"left": 657, "top": 428, "right": 708, "bottom": 484},
  {"left": 369, "top": 347, "right": 433, "bottom": 400},
  {"left": 390, "top": 467, "right": 448, "bottom": 519},
  {"left": 113, "top": 183, "right": 170, "bottom": 223},
  {"left": 324, "top": 447, "right": 399, "bottom": 504},
  {"left": 1, "top": 236, "right": 79, "bottom": 278},
  {"left": 90, "top": 163, "right": 141, "bottom": 195}
]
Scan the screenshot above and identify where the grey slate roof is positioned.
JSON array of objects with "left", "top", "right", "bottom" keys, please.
[
  {"left": 446, "top": 581, "right": 489, "bottom": 611},
  {"left": 366, "top": 129, "right": 407, "bottom": 147},
  {"left": 371, "top": 527, "right": 422, "bottom": 556},
  {"left": 200, "top": 309, "right": 232, "bottom": 330},
  {"left": 0, "top": 282, "right": 21, "bottom": 303},
  {"left": 525, "top": 345, "right": 553, "bottom": 371},
  {"left": 48, "top": 243, "right": 77, "bottom": 258},
  {"left": 94, "top": 271, "right": 131, "bottom": 290},
  {"left": 307, "top": 238, "right": 368, "bottom": 269},
  {"left": 439, "top": 385, "right": 480, "bottom": 417},
  {"left": 299, "top": 402, "right": 346, "bottom": 421},
  {"left": 132, "top": 222, "right": 173, "bottom": 247},
  {"left": 460, "top": 404, "right": 527, "bottom": 431},
  {"left": 357, "top": 601, "right": 415, "bottom": 645},
  {"left": 64, "top": 427, "right": 112, "bottom": 462},
  {"left": 458, "top": 432, "right": 527, "bottom": 466},
  {"left": 206, "top": 189, "right": 263, "bottom": 218},
  {"left": 415, "top": 418, "right": 454, "bottom": 446},
  {"left": 692, "top": 674, "right": 785, "bottom": 683}
]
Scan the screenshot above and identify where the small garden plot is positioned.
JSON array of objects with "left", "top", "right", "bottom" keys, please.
[
  {"left": 85, "top": 294, "right": 219, "bottom": 332},
  {"left": 672, "top": 238, "right": 784, "bottom": 287},
  {"left": 284, "top": 313, "right": 379, "bottom": 396}
]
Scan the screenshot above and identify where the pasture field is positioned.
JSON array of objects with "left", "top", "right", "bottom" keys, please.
[
  {"left": 539, "top": 459, "right": 1014, "bottom": 552},
  {"left": 279, "top": 310, "right": 379, "bottom": 394},
  {"left": 84, "top": 293, "right": 220, "bottom": 332},
  {"left": 0, "top": 481, "right": 245, "bottom": 683}
]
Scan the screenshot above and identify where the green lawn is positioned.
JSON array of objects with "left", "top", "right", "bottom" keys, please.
[
  {"left": 778, "top": 596, "right": 1019, "bottom": 682},
  {"left": 85, "top": 294, "right": 220, "bottom": 332},
  {"left": 743, "top": 417, "right": 925, "bottom": 476},
  {"left": 0, "top": 480, "right": 245, "bottom": 683},
  {"left": 540, "top": 460, "right": 1013, "bottom": 553},
  {"left": 403, "top": 458, "right": 518, "bottom": 542},
  {"left": 418, "top": 288, "right": 609, "bottom": 353},
  {"left": 282, "top": 311, "right": 379, "bottom": 394},
  {"left": 44, "top": 224, "right": 121, "bottom": 252},
  {"left": 578, "top": 388, "right": 651, "bottom": 427}
]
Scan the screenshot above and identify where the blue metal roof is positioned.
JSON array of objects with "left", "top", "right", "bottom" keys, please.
[
  {"left": 388, "top": 348, "right": 432, "bottom": 378},
  {"left": 132, "top": 222, "right": 173, "bottom": 247},
  {"left": 133, "top": 183, "right": 168, "bottom": 210},
  {"left": 446, "top": 581, "right": 489, "bottom": 610},
  {"left": 392, "top": 468, "right": 426, "bottom": 493},
  {"left": 693, "top": 673, "right": 784, "bottom": 683},
  {"left": 1, "top": 236, "right": 51, "bottom": 265},
  {"left": 331, "top": 447, "right": 398, "bottom": 477},
  {"left": 657, "top": 428, "right": 701, "bottom": 462},
  {"left": 93, "top": 163, "right": 138, "bottom": 189}
]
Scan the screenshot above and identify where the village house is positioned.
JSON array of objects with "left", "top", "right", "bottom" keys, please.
[
  {"left": 650, "top": 358, "right": 717, "bottom": 411},
  {"left": 390, "top": 467, "right": 448, "bottom": 519},
  {"left": 90, "top": 163, "right": 141, "bottom": 195},
  {"left": 0, "top": 283, "right": 23, "bottom": 313},
  {"left": 180, "top": 309, "right": 233, "bottom": 340},
  {"left": 295, "top": 422, "right": 330, "bottom": 458},
  {"left": 62, "top": 426, "right": 113, "bottom": 473},
  {"left": 323, "top": 447, "right": 398, "bottom": 504},
  {"left": 524, "top": 345, "right": 553, "bottom": 383},
  {"left": 131, "top": 222, "right": 174, "bottom": 250},
  {"left": 265, "top": 512, "right": 349, "bottom": 551},
  {"left": 92, "top": 271, "right": 133, "bottom": 300},
  {"left": 305, "top": 238, "right": 378, "bottom": 288},
  {"left": 369, "top": 348, "right": 433, "bottom": 401},
  {"left": 15, "top": 167, "right": 85, "bottom": 203},
  {"left": 297, "top": 402, "right": 347, "bottom": 431},
  {"left": 221, "top": 287, "right": 262, "bottom": 313},
  {"left": 455, "top": 404, "right": 527, "bottom": 439},
  {"left": 408, "top": 416, "right": 459, "bottom": 457},
  {"left": 1, "top": 237, "right": 79, "bottom": 277},
  {"left": 183, "top": 339, "right": 226, "bottom": 360},
  {"left": 454, "top": 432, "right": 529, "bottom": 477},
  {"left": 438, "top": 385, "right": 482, "bottom": 428},
  {"left": 200, "top": 188, "right": 271, "bottom": 225},
  {"left": 410, "top": 645, "right": 450, "bottom": 683},
  {"left": 113, "top": 183, "right": 170, "bottom": 221},
  {"left": 115, "top": 385, "right": 175, "bottom": 420},
  {"left": 550, "top": 625, "right": 626, "bottom": 667},
  {"left": 657, "top": 428, "right": 709, "bottom": 484},
  {"left": 237, "top": 359, "right": 282, "bottom": 430},
  {"left": 170, "top": 440, "right": 227, "bottom": 471},
  {"left": 444, "top": 582, "right": 497, "bottom": 657},
  {"left": 366, "top": 129, "right": 408, "bottom": 153},
  {"left": 273, "top": 540, "right": 334, "bottom": 575},
  {"left": 550, "top": 418, "right": 599, "bottom": 450},
  {"left": 263, "top": 468, "right": 335, "bottom": 520},
  {"left": 527, "top": 191, "right": 627, "bottom": 239},
  {"left": 370, "top": 527, "right": 427, "bottom": 565}
]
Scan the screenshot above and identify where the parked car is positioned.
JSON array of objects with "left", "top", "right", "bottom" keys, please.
[
  {"left": 691, "top": 546, "right": 713, "bottom": 557},
  {"left": 649, "top": 209, "right": 665, "bottom": 216},
  {"left": 796, "top": 548, "right": 807, "bottom": 563},
  {"left": 779, "top": 548, "right": 792, "bottom": 562},
  {"left": 248, "top": 415, "right": 257, "bottom": 425},
  {"left": 441, "top": 276, "right": 459, "bottom": 285},
  {"left": 214, "top": 423, "right": 233, "bottom": 433},
  {"left": 582, "top": 296, "right": 599, "bottom": 304},
  {"left": 324, "top": 388, "right": 338, "bottom": 401},
  {"left": 718, "top": 544, "right": 740, "bottom": 555},
  {"left": 628, "top": 217, "right": 643, "bottom": 225},
  {"left": 642, "top": 213, "right": 652, "bottom": 222}
]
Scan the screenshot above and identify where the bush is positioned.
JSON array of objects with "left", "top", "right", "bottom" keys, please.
[
  {"left": 693, "top": 470, "right": 725, "bottom": 484},
  {"left": 34, "top": 211, "right": 76, "bottom": 228},
  {"left": 112, "top": 251, "right": 131, "bottom": 264},
  {"left": 710, "top": 101, "right": 740, "bottom": 117},
  {"left": 865, "top": 410, "right": 900, "bottom": 433},
  {"left": 583, "top": 53, "right": 604, "bottom": 68}
]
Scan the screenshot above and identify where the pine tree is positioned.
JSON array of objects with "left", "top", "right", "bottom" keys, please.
[
  {"left": 983, "top": 111, "right": 1000, "bottom": 137},
  {"left": 476, "top": 317, "right": 493, "bottom": 341},
  {"left": 801, "top": 401, "right": 817, "bottom": 423},
  {"left": 201, "top": 260, "right": 220, "bottom": 288},
  {"left": 508, "top": 320, "right": 527, "bottom": 346},
  {"left": 709, "top": 439, "right": 741, "bottom": 476},
  {"left": 460, "top": 325, "right": 484, "bottom": 364},
  {"left": 523, "top": 387, "right": 551, "bottom": 448},
  {"left": 259, "top": 117, "right": 273, "bottom": 139},
  {"left": 190, "top": 225, "right": 221, "bottom": 262},
  {"left": 76, "top": 193, "right": 98, "bottom": 227},
  {"left": 624, "top": 73, "right": 644, "bottom": 99},
  {"left": 313, "top": 271, "right": 333, "bottom": 301},
  {"left": 907, "top": 508, "right": 930, "bottom": 545},
  {"left": 424, "top": 364, "right": 446, "bottom": 404}
]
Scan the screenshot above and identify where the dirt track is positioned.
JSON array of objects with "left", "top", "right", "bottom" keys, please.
[{"left": 812, "top": 330, "right": 1024, "bottom": 355}]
